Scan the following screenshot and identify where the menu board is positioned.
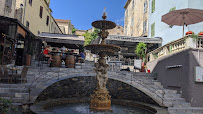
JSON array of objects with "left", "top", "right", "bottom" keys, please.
[
  {"left": 195, "top": 67, "right": 203, "bottom": 82},
  {"left": 134, "top": 59, "right": 142, "bottom": 69}
]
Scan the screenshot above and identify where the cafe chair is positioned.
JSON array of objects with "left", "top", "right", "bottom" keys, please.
[
  {"left": 38, "top": 53, "right": 50, "bottom": 67},
  {"left": 15, "top": 66, "right": 29, "bottom": 83},
  {"left": 1, "top": 65, "right": 11, "bottom": 83},
  {"left": 0, "top": 65, "right": 3, "bottom": 81}
]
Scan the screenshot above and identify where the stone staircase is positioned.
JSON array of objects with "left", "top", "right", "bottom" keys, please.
[
  {"left": 0, "top": 83, "right": 29, "bottom": 106},
  {"left": 109, "top": 71, "right": 203, "bottom": 114}
]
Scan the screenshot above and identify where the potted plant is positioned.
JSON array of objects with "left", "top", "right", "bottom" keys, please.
[
  {"left": 0, "top": 98, "right": 17, "bottom": 113},
  {"left": 199, "top": 31, "right": 203, "bottom": 36},
  {"left": 135, "top": 42, "right": 147, "bottom": 72}
]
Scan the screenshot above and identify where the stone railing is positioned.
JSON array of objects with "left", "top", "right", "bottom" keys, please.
[{"left": 147, "top": 35, "right": 203, "bottom": 62}]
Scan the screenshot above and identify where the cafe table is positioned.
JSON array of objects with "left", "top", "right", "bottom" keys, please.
[{"left": 7, "top": 67, "right": 21, "bottom": 83}]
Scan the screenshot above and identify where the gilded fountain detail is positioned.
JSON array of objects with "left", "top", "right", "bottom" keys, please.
[{"left": 86, "top": 12, "right": 120, "bottom": 111}]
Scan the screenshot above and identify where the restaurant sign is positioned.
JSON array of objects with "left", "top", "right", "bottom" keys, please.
[{"left": 195, "top": 66, "right": 203, "bottom": 82}]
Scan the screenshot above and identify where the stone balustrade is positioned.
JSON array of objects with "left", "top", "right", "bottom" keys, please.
[{"left": 147, "top": 35, "right": 203, "bottom": 62}]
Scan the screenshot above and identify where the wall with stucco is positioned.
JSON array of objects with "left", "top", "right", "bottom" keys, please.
[
  {"left": 148, "top": 0, "right": 203, "bottom": 45},
  {"left": 147, "top": 48, "right": 203, "bottom": 107}
]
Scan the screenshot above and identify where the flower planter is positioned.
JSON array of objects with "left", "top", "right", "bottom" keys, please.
[
  {"left": 186, "top": 31, "right": 194, "bottom": 35},
  {"left": 199, "top": 32, "right": 203, "bottom": 36}
]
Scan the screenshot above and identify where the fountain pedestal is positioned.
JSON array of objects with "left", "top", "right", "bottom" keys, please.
[{"left": 90, "top": 89, "right": 111, "bottom": 111}]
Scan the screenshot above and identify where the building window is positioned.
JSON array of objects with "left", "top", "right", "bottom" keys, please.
[
  {"left": 39, "top": 6, "right": 43, "bottom": 18},
  {"left": 131, "top": 17, "right": 134, "bottom": 27},
  {"left": 46, "top": 16, "right": 49, "bottom": 26},
  {"left": 26, "top": 21, "right": 30, "bottom": 29},
  {"left": 29, "top": 0, "right": 32, "bottom": 6},
  {"left": 144, "top": 1, "right": 148, "bottom": 13},
  {"left": 118, "top": 26, "right": 120, "bottom": 29},
  {"left": 5, "top": 0, "right": 12, "bottom": 13},
  {"left": 126, "top": 9, "right": 128, "bottom": 17},
  {"left": 152, "top": 0, "right": 155, "bottom": 13},
  {"left": 143, "top": 20, "right": 147, "bottom": 33},
  {"left": 151, "top": 22, "right": 155, "bottom": 37}
]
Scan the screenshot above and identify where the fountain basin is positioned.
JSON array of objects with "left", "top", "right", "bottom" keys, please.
[{"left": 30, "top": 98, "right": 159, "bottom": 114}]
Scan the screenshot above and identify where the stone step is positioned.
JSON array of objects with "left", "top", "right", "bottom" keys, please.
[
  {"left": 173, "top": 101, "right": 191, "bottom": 107},
  {"left": 154, "top": 82, "right": 163, "bottom": 88},
  {"left": 164, "top": 93, "right": 181, "bottom": 98},
  {"left": 1, "top": 97, "right": 24, "bottom": 103},
  {"left": 168, "top": 107, "right": 203, "bottom": 114},
  {"left": 12, "top": 103, "right": 22, "bottom": 106},
  {"left": 164, "top": 98, "right": 185, "bottom": 102},
  {"left": 0, "top": 88, "right": 28, "bottom": 93},
  {"left": 163, "top": 101, "right": 173, "bottom": 107},
  {"left": 0, "top": 92, "right": 14, "bottom": 97},
  {"left": 0, "top": 84, "right": 28, "bottom": 88},
  {"left": 15, "top": 93, "right": 29, "bottom": 98},
  {"left": 164, "top": 89, "right": 177, "bottom": 94}
]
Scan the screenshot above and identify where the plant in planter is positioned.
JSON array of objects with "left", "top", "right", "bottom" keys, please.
[
  {"left": 199, "top": 31, "right": 203, "bottom": 36},
  {"left": 135, "top": 42, "right": 147, "bottom": 72},
  {"left": 186, "top": 31, "right": 194, "bottom": 35},
  {"left": 0, "top": 98, "right": 17, "bottom": 113}
]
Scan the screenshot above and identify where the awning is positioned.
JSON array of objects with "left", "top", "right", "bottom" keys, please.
[{"left": 38, "top": 33, "right": 85, "bottom": 45}]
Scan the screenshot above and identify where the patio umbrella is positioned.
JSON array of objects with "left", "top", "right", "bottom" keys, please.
[{"left": 161, "top": 8, "right": 203, "bottom": 36}]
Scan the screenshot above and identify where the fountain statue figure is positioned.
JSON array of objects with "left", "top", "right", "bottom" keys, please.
[{"left": 86, "top": 10, "right": 120, "bottom": 112}]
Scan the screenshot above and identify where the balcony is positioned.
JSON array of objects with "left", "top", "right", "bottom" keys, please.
[{"left": 147, "top": 35, "right": 203, "bottom": 62}]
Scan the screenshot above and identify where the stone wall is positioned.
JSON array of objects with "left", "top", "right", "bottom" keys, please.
[
  {"left": 147, "top": 48, "right": 203, "bottom": 107},
  {"left": 36, "top": 76, "right": 159, "bottom": 106}
]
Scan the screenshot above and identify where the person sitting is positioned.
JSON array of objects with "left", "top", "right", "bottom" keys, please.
[
  {"left": 43, "top": 45, "right": 53, "bottom": 61},
  {"left": 79, "top": 51, "right": 85, "bottom": 63}
]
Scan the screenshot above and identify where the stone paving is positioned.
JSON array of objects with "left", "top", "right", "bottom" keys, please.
[{"left": 1, "top": 60, "right": 203, "bottom": 114}]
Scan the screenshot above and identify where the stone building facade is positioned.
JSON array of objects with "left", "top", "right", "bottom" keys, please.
[
  {"left": 15, "top": 0, "right": 62, "bottom": 35},
  {"left": 55, "top": 19, "right": 73, "bottom": 35},
  {"left": 87, "top": 25, "right": 124, "bottom": 36},
  {"left": 124, "top": 0, "right": 149, "bottom": 37},
  {"left": 75, "top": 30, "right": 86, "bottom": 36},
  {"left": 107, "top": 25, "right": 124, "bottom": 36},
  {"left": 0, "top": 0, "right": 16, "bottom": 18}
]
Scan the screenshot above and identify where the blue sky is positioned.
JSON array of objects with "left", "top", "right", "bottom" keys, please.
[{"left": 50, "top": 0, "right": 127, "bottom": 30}]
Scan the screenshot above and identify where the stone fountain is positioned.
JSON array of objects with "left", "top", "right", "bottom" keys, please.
[{"left": 86, "top": 12, "right": 120, "bottom": 111}]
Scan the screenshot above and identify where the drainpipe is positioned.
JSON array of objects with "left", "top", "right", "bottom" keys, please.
[{"left": 23, "top": 0, "right": 26, "bottom": 25}]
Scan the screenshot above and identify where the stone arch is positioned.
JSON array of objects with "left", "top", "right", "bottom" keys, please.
[{"left": 27, "top": 75, "right": 162, "bottom": 106}]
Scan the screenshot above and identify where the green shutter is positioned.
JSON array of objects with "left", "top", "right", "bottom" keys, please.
[
  {"left": 151, "top": 23, "right": 155, "bottom": 37},
  {"left": 152, "top": 0, "right": 155, "bottom": 13}
]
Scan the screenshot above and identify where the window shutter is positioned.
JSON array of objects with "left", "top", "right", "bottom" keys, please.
[
  {"left": 39, "top": 6, "right": 43, "bottom": 18},
  {"left": 152, "top": 0, "right": 155, "bottom": 13}
]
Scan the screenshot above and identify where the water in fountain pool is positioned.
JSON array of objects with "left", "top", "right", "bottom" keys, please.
[{"left": 47, "top": 103, "right": 154, "bottom": 114}]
